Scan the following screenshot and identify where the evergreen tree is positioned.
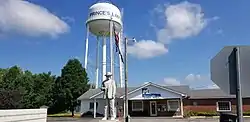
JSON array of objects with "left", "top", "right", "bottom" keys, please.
[{"left": 59, "top": 58, "right": 90, "bottom": 116}]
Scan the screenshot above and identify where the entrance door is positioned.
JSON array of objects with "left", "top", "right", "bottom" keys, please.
[{"left": 150, "top": 101, "right": 157, "bottom": 116}]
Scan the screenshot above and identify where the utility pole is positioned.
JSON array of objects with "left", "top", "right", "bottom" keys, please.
[
  {"left": 124, "top": 37, "right": 129, "bottom": 122},
  {"left": 124, "top": 37, "right": 136, "bottom": 122},
  {"left": 235, "top": 47, "right": 243, "bottom": 122}
]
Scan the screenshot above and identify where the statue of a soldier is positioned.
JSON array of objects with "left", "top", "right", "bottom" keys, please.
[{"left": 101, "top": 72, "right": 116, "bottom": 120}]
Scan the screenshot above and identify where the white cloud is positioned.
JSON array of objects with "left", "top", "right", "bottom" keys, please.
[
  {"left": 0, "top": 0, "right": 69, "bottom": 37},
  {"left": 183, "top": 73, "right": 220, "bottom": 89},
  {"left": 128, "top": 40, "right": 168, "bottom": 59},
  {"left": 160, "top": 73, "right": 220, "bottom": 89},
  {"left": 128, "top": 1, "right": 214, "bottom": 59},
  {"left": 157, "top": 1, "right": 208, "bottom": 44},
  {"left": 163, "top": 77, "right": 180, "bottom": 85},
  {"left": 185, "top": 73, "right": 202, "bottom": 82}
]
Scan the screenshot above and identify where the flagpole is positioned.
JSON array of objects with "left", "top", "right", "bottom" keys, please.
[
  {"left": 110, "top": 20, "right": 114, "bottom": 81},
  {"left": 112, "top": 23, "right": 115, "bottom": 87},
  {"left": 120, "top": 7, "right": 124, "bottom": 88},
  {"left": 119, "top": 32, "right": 124, "bottom": 88},
  {"left": 124, "top": 37, "right": 129, "bottom": 122},
  {"left": 124, "top": 37, "right": 136, "bottom": 122}
]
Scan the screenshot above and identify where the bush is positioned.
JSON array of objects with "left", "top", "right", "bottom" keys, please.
[
  {"left": 184, "top": 111, "right": 218, "bottom": 117},
  {"left": 184, "top": 111, "right": 196, "bottom": 117},
  {"left": 184, "top": 110, "right": 250, "bottom": 117},
  {"left": 244, "top": 111, "right": 250, "bottom": 116},
  {"left": 196, "top": 111, "right": 218, "bottom": 116}
]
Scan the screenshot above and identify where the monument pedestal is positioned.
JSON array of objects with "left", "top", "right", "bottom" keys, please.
[{"left": 99, "top": 120, "right": 119, "bottom": 122}]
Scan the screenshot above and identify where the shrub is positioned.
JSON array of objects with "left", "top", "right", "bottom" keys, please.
[
  {"left": 184, "top": 110, "right": 250, "bottom": 117},
  {"left": 184, "top": 111, "right": 218, "bottom": 117},
  {"left": 243, "top": 111, "right": 250, "bottom": 116},
  {"left": 196, "top": 111, "right": 218, "bottom": 116}
]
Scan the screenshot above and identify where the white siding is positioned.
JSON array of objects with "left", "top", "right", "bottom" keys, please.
[
  {"left": 80, "top": 99, "right": 107, "bottom": 115},
  {"left": 80, "top": 98, "right": 124, "bottom": 116},
  {"left": 80, "top": 100, "right": 92, "bottom": 114},
  {"left": 0, "top": 109, "right": 47, "bottom": 122},
  {"left": 96, "top": 99, "right": 106, "bottom": 115}
]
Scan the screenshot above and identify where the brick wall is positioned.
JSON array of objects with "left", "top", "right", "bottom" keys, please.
[
  {"left": 183, "top": 98, "right": 250, "bottom": 114},
  {"left": 127, "top": 98, "right": 250, "bottom": 117}
]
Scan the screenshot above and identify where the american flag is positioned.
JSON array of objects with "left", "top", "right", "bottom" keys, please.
[
  {"left": 113, "top": 23, "right": 124, "bottom": 64},
  {"left": 114, "top": 31, "right": 119, "bottom": 52}
]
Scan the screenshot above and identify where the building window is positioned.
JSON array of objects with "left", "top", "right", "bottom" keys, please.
[
  {"left": 89, "top": 102, "right": 98, "bottom": 110},
  {"left": 132, "top": 101, "right": 143, "bottom": 111},
  {"left": 216, "top": 101, "right": 231, "bottom": 112},
  {"left": 167, "top": 100, "right": 180, "bottom": 111}
]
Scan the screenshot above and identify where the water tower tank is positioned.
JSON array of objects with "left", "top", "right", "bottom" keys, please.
[{"left": 86, "top": 2, "right": 123, "bottom": 37}]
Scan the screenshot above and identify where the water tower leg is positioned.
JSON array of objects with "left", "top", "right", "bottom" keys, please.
[
  {"left": 102, "top": 37, "right": 107, "bottom": 82},
  {"left": 95, "top": 37, "right": 100, "bottom": 89},
  {"left": 84, "top": 25, "right": 89, "bottom": 69},
  {"left": 93, "top": 98, "right": 97, "bottom": 118}
]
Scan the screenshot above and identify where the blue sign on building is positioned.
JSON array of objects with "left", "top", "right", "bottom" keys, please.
[{"left": 141, "top": 87, "right": 161, "bottom": 98}]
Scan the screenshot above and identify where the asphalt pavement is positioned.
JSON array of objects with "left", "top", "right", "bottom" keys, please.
[{"left": 47, "top": 117, "right": 250, "bottom": 122}]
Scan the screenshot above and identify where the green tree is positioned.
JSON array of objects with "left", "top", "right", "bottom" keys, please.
[
  {"left": 0, "top": 66, "right": 56, "bottom": 109},
  {"left": 0, "top": 59, "right": 89, "bottom": 114},
  {"left": 48, "top": 76, "right": 68, "bottom": 114},
  {"left": 0, "top": 68, "right": 7, "bottom": 87},
  {"left": 59, "top": 58, "right": 90, "bottom": 116},
  {"left": 0, "top": 68, "right": 7, "bottom": 81},
  {"left": 31, "top": 72, "right": 56, "bottom": 108},
  {"left": 2, "top": 66, "right": 23, "bottom": 90},
  {"left": 0, "top": 66, "right": 24, "bottom": 108},
  {"left": 19, "top": 70, "right": 35, "bottom": 108},
  {"left": 0, "top": 89, "right": 23, "bottom": 109}
]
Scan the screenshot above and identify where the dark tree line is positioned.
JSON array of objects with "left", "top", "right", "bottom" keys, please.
[{"left": 0, "top": 58, "right": 90, "bottom": 116}]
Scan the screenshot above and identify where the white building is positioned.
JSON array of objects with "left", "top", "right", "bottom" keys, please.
[{"left": 77, "top": 82, "right": 189, "bottom": 118}]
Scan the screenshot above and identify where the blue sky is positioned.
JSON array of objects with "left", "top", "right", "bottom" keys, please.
[{"left": 0, "top": 0, "right": 250, "bottom": 89}]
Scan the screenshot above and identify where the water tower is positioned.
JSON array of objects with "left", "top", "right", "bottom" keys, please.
[{"left": 84, "top": 1, "right": 124, "bottom": 88}]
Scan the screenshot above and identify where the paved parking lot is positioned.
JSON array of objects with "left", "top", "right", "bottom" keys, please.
[{"left": 47, "top": 117, "right": 250, "bottom": 122}]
